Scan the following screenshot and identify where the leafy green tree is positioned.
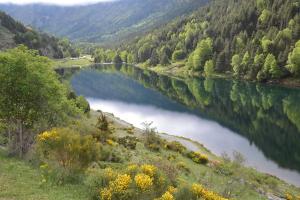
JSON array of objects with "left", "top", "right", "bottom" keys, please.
[
  {"left": 256, "top": 0, "right": 267, "bottom": 11},
  {"left": 261, "top": 37, "right": 273, "bottom": 53},
  {"left": 231, "top": 54, "right": 242, "bottom": 76},
  {"left": 120, "top": 51, "right": 128, "bottom": 63},
  {"left": 0, "top": 46, "right": 79, "bottom": 156},
  {"left": 172, "top": 50, "right": 186, "bottom": 61},
  {"left": 149, "top": 50, "right": 159, "bottom": 66},
  {"left": 187, "top": 52, "right": 194, "bottom": 69},
  {"left": 215, "top": 51, "right": 226, "bottom": 72},
  {"left": 193, "top": 38, "right": 213, "bottom": 71},
  {"left": 76, "top": 96, "right": 90, "bottom": 114},
  {"left": 263, "top": 53, "right": 281, "bottom": 79},
  {"left": 204, "top": 60, "right": 215, "bottom": 77},
  {"left": 138, "top": 43, "right": 152, "bottom": 62},
  {"left": 259, "top": 9, "right": 271, "bottom": 25},
  {"left": 242, "top": 51, "right": 250, "bottom": 68},
  {"left": 127, "top": 53, "right": 134, "bottom": 63},
  {"left": 160, "top": 51, "right": 170, "bottom": 66},
  {"left": 113, "top": 54, "right": 123, "bottom": 64},
  {"left": 249, "top": 53, "right": 265, "bottom": 79},
  {"left": 287, "top": 40, "right": 300, "bottom": 76}
]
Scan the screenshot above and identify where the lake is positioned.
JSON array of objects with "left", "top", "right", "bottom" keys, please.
[{"left": 70, "top": 64, "right": 300, "bottom": 187}]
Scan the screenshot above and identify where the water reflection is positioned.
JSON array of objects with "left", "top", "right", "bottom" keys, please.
[{"left": 71, "top": 64, "right": 300, "bottom": 186}]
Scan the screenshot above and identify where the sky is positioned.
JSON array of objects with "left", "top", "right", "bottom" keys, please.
[{"left": 0, "top": 0, "right": 115, "bottom": 6}]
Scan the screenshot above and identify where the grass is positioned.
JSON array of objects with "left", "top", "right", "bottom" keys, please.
[
  {"left": 53, "top": 55, "right": 93, "bottom": 69},
  {"left": 1, "top": 111, "right": 299, "bottom": 200},
  {"left": 0, "top": 150, "right": 89, "bottom": 200},
  {"left": 85, "top": 111, "right": 300, "bottom": 200}
]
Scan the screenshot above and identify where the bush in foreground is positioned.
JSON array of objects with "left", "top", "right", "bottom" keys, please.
[{"left": 36, "top": 128, "right": 101, "bottom": 182}]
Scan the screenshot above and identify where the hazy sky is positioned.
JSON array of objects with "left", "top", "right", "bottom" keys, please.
[{"left": 0, "top": 0, "right": 115, "bottom": 6}]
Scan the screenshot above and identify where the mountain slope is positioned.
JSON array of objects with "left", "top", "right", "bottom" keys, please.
[
  {"left": 0, "top": 11, "right": 79, "bottom": 58},
  {"left": 109, "top": 0, "right": 300, "bottom": 81},
  {"left": 0, "top": 0, "right": 208, "bottom": 44}
]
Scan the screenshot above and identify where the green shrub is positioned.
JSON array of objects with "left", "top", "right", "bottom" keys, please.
[
  {"left": 118, "top": 136, "right": 139, "bottom": 150},
  {"left": 84, "top": 166, "right": 111, "bottom": 200},
  {"left": 172, "top": 50, "right": 186, "bottom": 61},
  {"left": 125, "top": 127, "right": 134, "bottom": 135},
  {"left": 75, "top": 95, "right": 90, "bottom": 113},
  {"left": 36, "top": 128, "right": 101, "bottom": 182},
  {"left": 165, "top": 141, "right": 186, "bottom": 153},
  {"left": 143, "top": 122, "right": 162, "bottom": 152},
  {"left": 176, "top": 162, "right": 190, "bottom": 174},
  {"left": 175, "top": 185, "right": 197, "bottom": 200},
  {"left": 100, "top": 145, "right": 125, "bottom": 163},
  {"left": 94, "top": 113, "right": 113, "bottom": 143}
]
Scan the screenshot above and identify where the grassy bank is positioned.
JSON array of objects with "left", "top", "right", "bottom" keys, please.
[
  {"left": 53, "top": 55, "right": 93, "bottom": 69},
  {"left": 0, "top": 149, "right": 89, "bottom": 200},
  {"left": 136, "top": 62, "right": 300, "bottom": 89},
  {"left": 1, "top": 110, "right": 299, "bottom": 200}
]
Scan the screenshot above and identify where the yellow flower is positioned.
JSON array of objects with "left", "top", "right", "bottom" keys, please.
[
  {"left": 167, "top": 186, "right": 177, "bottom": 194},
  {"left": 100, "top": 187, "right": 112, "bottom": 200},
  {"left": 285, "top": 193, "right": 293, "bottom": 200},
  {"left": 106, "top": 139, "right": 115, "bottom": 146},
  {"left": 191, "top": 183, "right": 228, "bottom": 200},
  {"left": 134, "top": 173, "right": 153, "bottom": 191},
  {"left": 161, "top": 191, "right": 174, "bottom": 200},
  {"left": 141, "top": 164, "right": 157, "bottom": 177},
  {"left": 104, "top": 168, "right": 116, "bottom": 180},
  {"left": 38, "top": 130, "right": 59, "bottom": 141},
  {"left": 109, "top": 174, "right": 132, "bottom": 192},
  {"left": 192, "top": 183, "right": 204, "bottom": 197}
]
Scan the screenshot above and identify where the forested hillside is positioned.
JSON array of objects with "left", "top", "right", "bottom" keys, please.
[
  {"left": 0, "top": 11, "right": 79, "bottom": 58},
  {"left": 0, "top": 0, "right": 208, "bottom": 44},
  {"left": 96, "top": 0, "right": 300, "bottom": 82}
]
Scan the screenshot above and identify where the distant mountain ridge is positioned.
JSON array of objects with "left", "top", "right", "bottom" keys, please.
[
  {"left": 0, "top": 11, "right": 78, "bottom": 58},
  {"left": 0, "top": 0, "right": 209, "bottom": 44}
]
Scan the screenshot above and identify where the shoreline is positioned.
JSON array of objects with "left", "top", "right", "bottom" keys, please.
[
  {"left": 134, "top": 63, "right": 300, "bottom": 89},
  {"left": 100, "top": 110, "right": 300, "bottom": 189}
]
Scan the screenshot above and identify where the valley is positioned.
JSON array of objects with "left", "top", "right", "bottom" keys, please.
[{"left": 0, "top": 0, "right": 300, "bottom": 199}]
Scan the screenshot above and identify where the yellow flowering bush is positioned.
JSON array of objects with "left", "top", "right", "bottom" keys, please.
[
  {"left": 160, "top": 191, "right": 174, "bottom": 200},
  {"left": 167, "top": 186, "right": 177, "bottom": 194},
  {"left": 187, "top": 151, "right": 209, "bottom": 164},
  {"left": 126, "top": 164, "right": 138, "bottom": 176},
  {"left": 37, "top": 130, "right": 59, "bottom": 142},
  {"left": 134, "top": 173, "right": 153, "bottom": 191},
  {"left": 100, "top": 187, "right": 113, "bottom": 200},
  {"left": 285, "top": 193, "right": 300, "bottom": 200},
  {"left": 106, "top": 139, "right": 116, "bottom": 146},
  {"left": 191, "top": 183, "right": 228, "bottom": 200},
  {"left": 109, "top": 174, "right": 132, "bottom": 192},
  {"left": 36, "top": 128, "right": 101, "bottom": 181},
  {"left": 141, "top": 164, "right": 157, "bottom": 177}
]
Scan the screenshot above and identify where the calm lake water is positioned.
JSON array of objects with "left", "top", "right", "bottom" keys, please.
[{"left": 70, "top": 64, "right": 300, "bottom": 187}]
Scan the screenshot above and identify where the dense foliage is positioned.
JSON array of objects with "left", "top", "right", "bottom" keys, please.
[
  {"left": 100, "top": 0, "right": 300, "bottom": 81},
  {"left": 0, "top": 0, "right": 208, "bottom": 44},
  {"left": 0, "top": 11, "right": 79, "bottom": 58},
  {"left": 0, "top": 46, "right": 80, "bottom": 156}
]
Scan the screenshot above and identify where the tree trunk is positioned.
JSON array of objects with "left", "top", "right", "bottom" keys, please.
[
  {"left": 18, "top": 121, "right": 23, "bottom": 158},
  {"left": 7, "top": 127, "right": 11, "bottom": 145}
]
